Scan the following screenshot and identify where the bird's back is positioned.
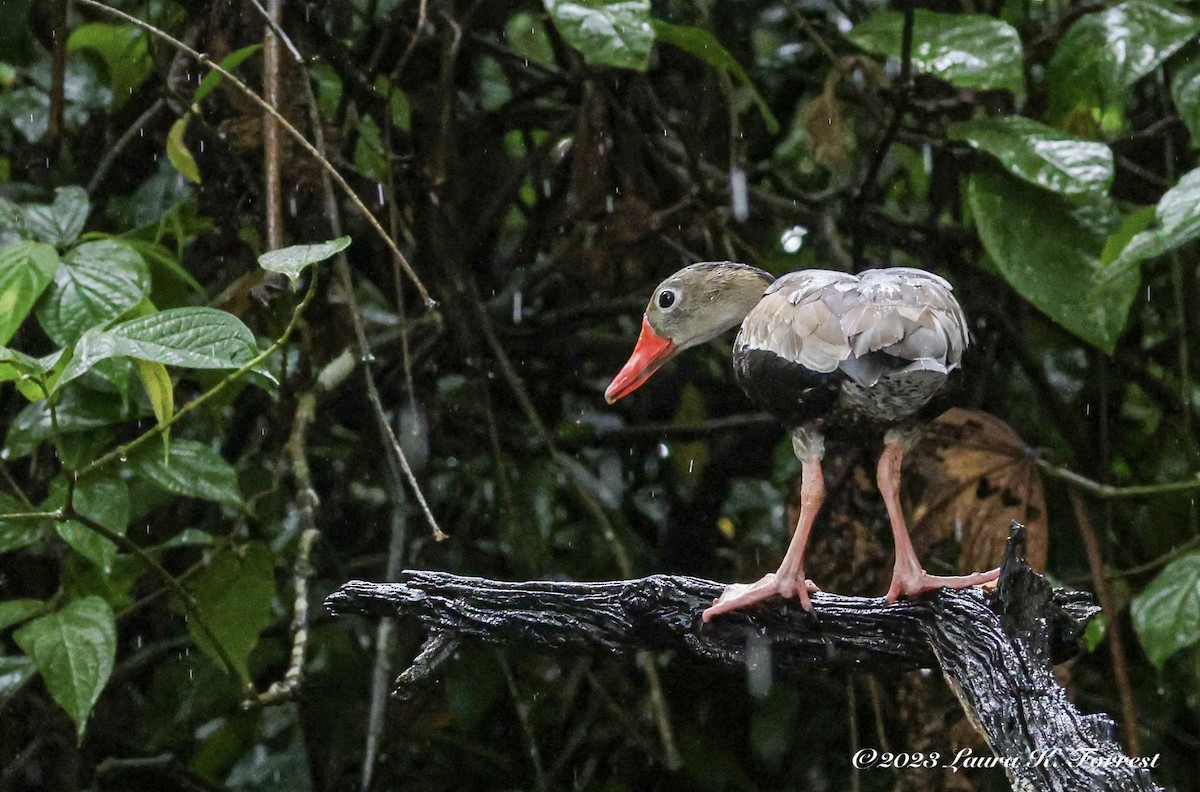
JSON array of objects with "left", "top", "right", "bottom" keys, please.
[{"left": 732, "top": 268, "right": 968, "bottom": 436}]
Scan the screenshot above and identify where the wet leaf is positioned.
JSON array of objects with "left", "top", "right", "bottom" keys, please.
[
  {"left": 35, "top": 239, "right": 150, "bottom": 346},
  {"left": 257, "top": 236, "right": 350, "bottom": 286},
  {"left": 652, "top": 21, "right": 779, "bottom": 133},
  {"left": 0, "top": 599, "right": 47, "bottom": 631},
  {"left": 14, "top": 595, "right": 116, "bottom": 739},
  {"left": 173, "top": 542, "right": 275, "bottom": 680},
  {"left": 847, "top": 9, "right": 1024, "bottom": 96},
  {"left": 969, "top": 168, "right": 1137, "bottom": 353},
  {"left": 1131, "top": 551, "right": 1200, "bottom": 667},
  {"left": 67, "top": 23, "right": 152, "bottom": 107},
  {"left": 23, "top": 186, "right": 90, "bottom": 248},
  {"left": 129, "top": 438, "right": 243, "bottom": 508},
  {"left": 166, "top": 115, "right": 201, "bottom": 184},
  {"left": 949, "top": 117, "right": 1113, "bottom": 196},
  {"left": 1048, "top": 0, "right": 1200, "bottom": 123},
  {"left": 543, "top": 0, "right": 655, "bottom": 72},
  {"left": 56, "top": 307, "right": 258, "bottom": 388},
  {"left": 0, "top": 240, "right": 59, "bottom": 345},
  {"left": 1172, "top": 57, "right": 1200, "bottom": 148},
  {"left": 909, "top": 409, "right": 1048, "bottom": 572},
  {"left": 1110, "top": 167, "right": 1200, "bottom": 270}
]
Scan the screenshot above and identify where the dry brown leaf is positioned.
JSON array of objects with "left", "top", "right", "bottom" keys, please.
[
  {"left": 909, "top": 408, "right": 1048, "bottom": 572},
  {"left": 802, "top": 71, "right": 848, "bottom": 170}
]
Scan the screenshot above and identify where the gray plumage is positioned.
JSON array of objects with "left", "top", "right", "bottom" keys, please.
[{"left": 734, "top": 267, "right": 968, "bottom": 426}]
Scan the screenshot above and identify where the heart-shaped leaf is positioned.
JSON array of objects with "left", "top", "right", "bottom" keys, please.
[
  {"left": 36, "top": 239, "right": 149, "bottom": 346},
  {"left": 257, "top": 236, "right": 351, "bottom": 286},
  {"left": 13, "top": 596, "right": 116, "bottom": 739}
]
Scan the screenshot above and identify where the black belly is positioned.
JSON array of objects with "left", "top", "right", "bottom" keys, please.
[{"left": 732, "top": 348, "right": 911, "bottom": 447}]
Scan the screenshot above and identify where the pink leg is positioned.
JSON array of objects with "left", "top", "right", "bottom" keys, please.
[
  {"left": 703, "top": 456, "right": 824, "bottom": 621},
  {"left": 878, "top": 439, "right": 1000, "bottom": 603}
]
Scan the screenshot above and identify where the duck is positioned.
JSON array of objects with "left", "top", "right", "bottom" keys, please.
[{"left": 605, "top": 262, "right": 1000, "bottom": 621}]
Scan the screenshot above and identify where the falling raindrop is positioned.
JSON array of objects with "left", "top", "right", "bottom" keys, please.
[
  {"left": 730, "top": 167, "right": 750, "bottom": 223},
  {"left": 657, "top": 442, "right": 670, "bottom": 459},
  {"left": 376, "top": 183, "right": 385, "bottom": 205},
  {"left": 512, "top": 291, "right": 523, "bottom": 324},
  {"left": 688, "top": 458, "right": 694, "bottom": 473}
]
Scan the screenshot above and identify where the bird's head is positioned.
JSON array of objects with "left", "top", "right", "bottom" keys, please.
[{"left": 605, "top": 262, "right": 773, "bottom": 403}]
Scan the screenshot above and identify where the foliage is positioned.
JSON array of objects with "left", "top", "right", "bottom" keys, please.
[{"left": 1, "top": 0, "right": 1199, "bottom": 789}]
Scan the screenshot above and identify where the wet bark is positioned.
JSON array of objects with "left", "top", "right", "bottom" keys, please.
[{"left": 325, "top": 525, "right": 1160, "bottom": 791}]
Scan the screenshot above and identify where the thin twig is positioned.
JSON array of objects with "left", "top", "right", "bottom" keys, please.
[
  {"left": 499, "top": 654, "right": 548, "bottom": 792},
  {"left": 87, "top": 99, "right": 166, "bottom": 193},
  {"left": 74, "top": 0, "right": 435, "bottom": 307},
  {"left": 248, "top": 392, "right": 321, "bottom": 707},
  {"left": 1069, "top": 490, "right": 1141, "bottom": 755},
  {"left": 261, "top": 0, "right": 284, "bottom": 251},
  {"left": 1036, "top": 458, "right": 1200, "bottom": 499}
]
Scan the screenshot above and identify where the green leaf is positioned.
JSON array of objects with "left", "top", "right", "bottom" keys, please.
[
  {"left": 847, "top": 9, "right": 1024, "bottom": 97},
  {"left": 5, "top": 387, "right": 141, "bottom": 460},
  {"left": 257, "top": 236, "right": 351, "bottom": 286},
  {"left": 66, "top": 23, "right": 152, "bottom": 107},
  {"left": 13, "top": 596, "right": 116, "bottom": 739},
  {"left": 1110, "top": 167, "right": 1200, "bottom": 270},
  {"left": 55, "top": 520, "right": 119, "bottom": 574},
  {"left": 1048, "top": 0, "right": 1200, "bottom": 124},
  {"left": 1131, "top": 551, "right": 1200, "bottom": 667},
  {"left": 948, "top": 117, "right": 1113, "bottom": 196},
  {"left": 174, "top": 542, "right": 275, "bottom": 680},
  {"left": 0, "top": 240, "right": 59, "bottom": 345},
  {"left": 35, "top": 239, "right": 150, "bottom": 346},
  {"left": 968, "top": 168, "right": 1138, "bottom": 353},
  {"left": 543, "top": 0, "right": 655, "bottom": 71},
  {"left": 56, "top": 307, "right": 259, "bottom": 388},
  {"left": 46, "top": 472, "right": 129, "bottom": 573},
  {"left": 23, "top": 186, "right": 90, "bottom": 248},
  {"left": 193, "top": 44, "right": 263, "bottom": 106},
  {"left": 0, "top": 599, "right": 47, "bottom": 631},
  {"left": 0, "top": 491, "right": 49, "bottom": 553},
  {"left": 166, "top": 115, "right": 201, "bottom": 184},
  {"left": 0, "top": 345, "right": 53, "bottom": 388},
  {"left": 133, "top": 359, "right": 173, "bottom": 453},
  {"left": 0, "top": 195, "right": 28, "bottom": 246},
  {"left": 129, "top": 438, "right": 243, "bottom": 508},
  {"left": 651, "top": 21, "right": 779, "bottom": 134},
  {"left": 1172, "top": 56, "right": 1200, "bottom": 149}
]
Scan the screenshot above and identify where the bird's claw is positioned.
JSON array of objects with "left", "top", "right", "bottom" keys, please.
[
  {"left": 702, "top": 572, "right": 820, "bottom": 622},
  {"left": 884, "top": 566, "right": 1002, "bottom": 603}
]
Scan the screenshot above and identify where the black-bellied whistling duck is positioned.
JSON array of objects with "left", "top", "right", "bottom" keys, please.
[{"left": 606, "top": 262, "right": 1000, "bottom": 621}]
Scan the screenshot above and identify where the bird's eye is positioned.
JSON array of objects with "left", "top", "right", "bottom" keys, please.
[{"left": 657, "top": 289, "right": 676, "bottom": 309}]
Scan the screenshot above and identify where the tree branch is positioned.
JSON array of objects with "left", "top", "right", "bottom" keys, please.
[{"left": 327, "top": 526, "right": 1161, "bottom": 792}]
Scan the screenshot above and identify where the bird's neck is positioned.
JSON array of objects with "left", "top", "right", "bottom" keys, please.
[{"left": 686, "top": 266, "right": 774, "bottom": 347}]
